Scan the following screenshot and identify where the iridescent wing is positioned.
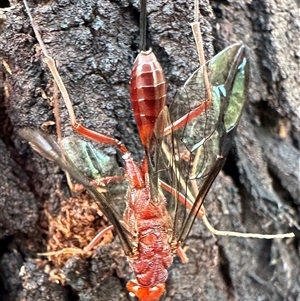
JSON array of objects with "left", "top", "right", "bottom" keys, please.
[
  {"left": 151, "top": 43, "right": 250, "bottom": 242},
  {"left": 19, "top": 129, "right": 133, "bottom": 256}
]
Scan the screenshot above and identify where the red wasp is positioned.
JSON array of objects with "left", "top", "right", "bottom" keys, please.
[{"left": 20, "top": 0, "right": 294, "bottom": 300}]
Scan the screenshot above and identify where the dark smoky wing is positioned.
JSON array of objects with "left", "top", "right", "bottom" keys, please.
[
  {"left": 19, "top": 129, "right": 133, "bottom": 255},
  {"left": 151, "top": 44, "right": 249, "bottom": 242}
]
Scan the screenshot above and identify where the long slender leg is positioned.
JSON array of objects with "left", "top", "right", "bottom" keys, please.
[
  {"left": 51, "top": 80, "right": 79, "bottom": 191},
  {"left": 22, "top": 0, "right": 128, "bottom": 155},
  {"left": 164, "top": 0, "right": 212, "bottom": 136},
  {"left": 83, "top": 225, "right": 114, "bottom": 252},
  {"left": 191, "top": 0, "right": 212, "bottom": 101},
  {"left": 23, "top": 0, "right": 146, "bottom": 187},
  {"left": 160, "top": 180, "right": 294, "bottom": 239},
  {"left": 38, "top": 225, "right": 114, "bottom": 257},
  {"left": 176, "top": 246, "right": 189, "bottom": 264}
]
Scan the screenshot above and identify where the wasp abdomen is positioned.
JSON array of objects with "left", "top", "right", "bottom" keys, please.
[{"left": 130, "top": 50, "right": 166, "bottom": 148}]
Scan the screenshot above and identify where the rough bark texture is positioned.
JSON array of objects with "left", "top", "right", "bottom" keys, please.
[{"left": 0, "top": 0, "right": 299, "bottom": 301}]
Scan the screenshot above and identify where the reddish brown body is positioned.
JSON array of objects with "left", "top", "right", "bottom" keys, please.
[
  {"left": 130, "top": 50, "right": 166, "bottom": 148},
  {"left": 124, "top": 51, "right": 173, "bottom": 300}
]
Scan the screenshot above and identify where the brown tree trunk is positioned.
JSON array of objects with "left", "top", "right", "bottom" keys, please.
[{"left": 0, "top": 0, "right": 299, "bottom": 301}]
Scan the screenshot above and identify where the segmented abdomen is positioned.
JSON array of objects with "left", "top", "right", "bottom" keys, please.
[{"left": 130, "top": 50, "right": 166, "bottom": 148}]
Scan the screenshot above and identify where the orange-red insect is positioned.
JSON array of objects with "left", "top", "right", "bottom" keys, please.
[{"left": 20, "top": 0, "right": 294, "bottom": 300}]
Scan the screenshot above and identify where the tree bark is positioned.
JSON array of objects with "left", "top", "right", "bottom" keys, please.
[{"left": 0, "top": 0, "right": 299, "bottom": 301}]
